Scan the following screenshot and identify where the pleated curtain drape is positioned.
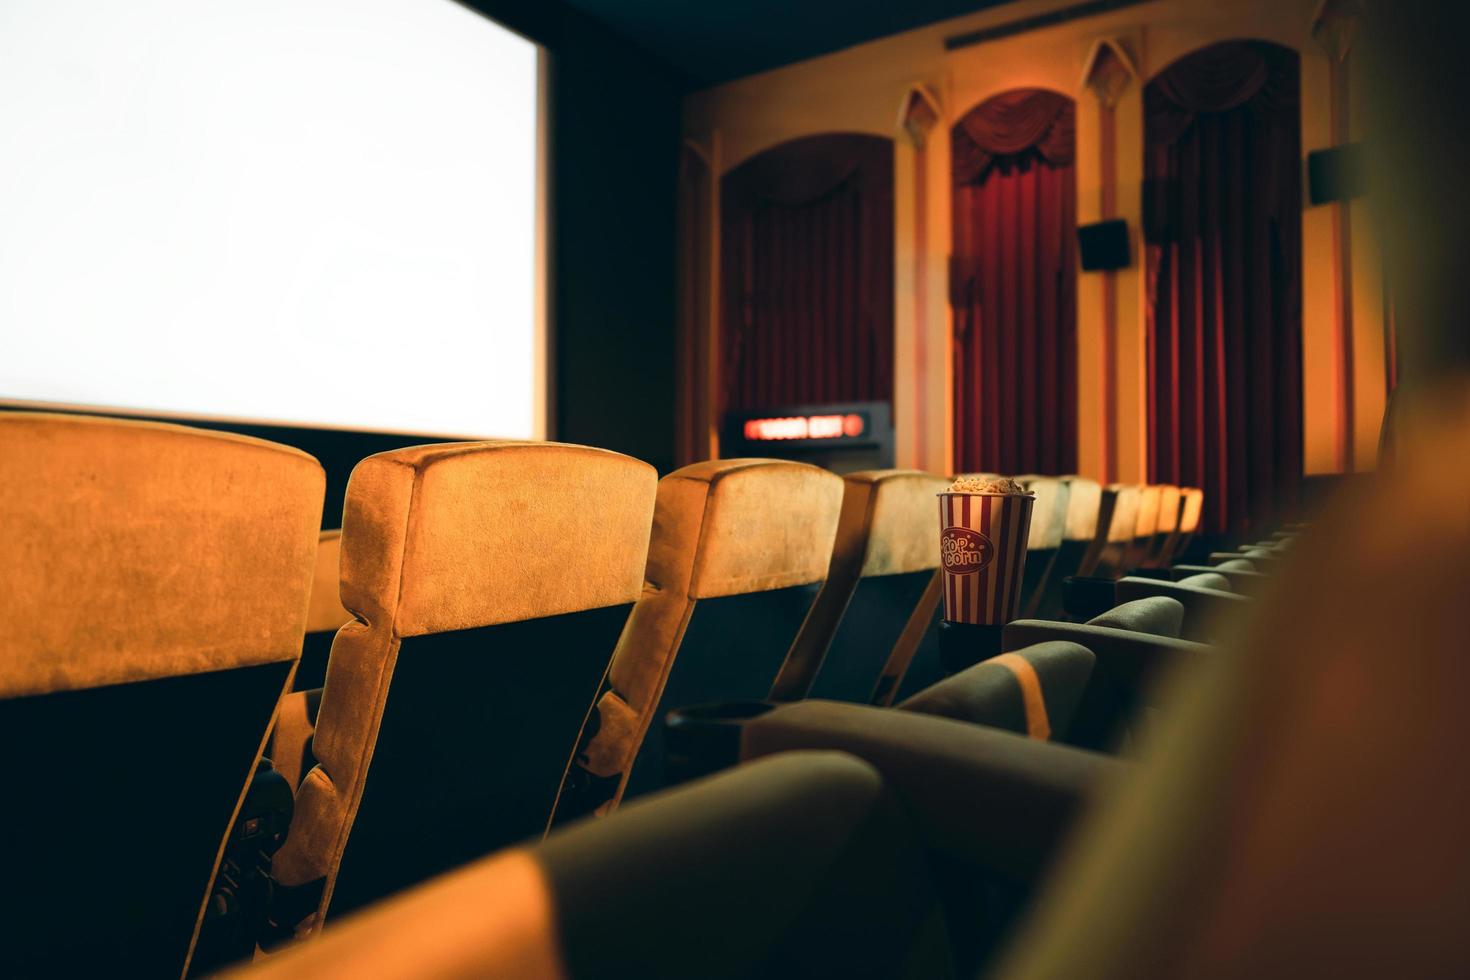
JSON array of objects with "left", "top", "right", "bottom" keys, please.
[
  {"left": 951, "top": 89, "right": 1078, "bottom": 476},
  {"left": 1144, "top": 41, "right": 1303, "bottom": 536},
  {"left": 719, "top": 134, "right": 894, "bottom": 414}
]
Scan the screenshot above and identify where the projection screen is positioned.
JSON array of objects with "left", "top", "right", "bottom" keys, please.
[{"left": 0, "top": 0, "right": 543, "bottom": 438}]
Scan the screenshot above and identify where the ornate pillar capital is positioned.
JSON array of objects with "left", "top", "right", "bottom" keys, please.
[
  {"left": 897, "top": 84, "right": 942, "bottom": 149},
  {"left": 1081, "top": 38, "right": 1138, "bottom": 109}
]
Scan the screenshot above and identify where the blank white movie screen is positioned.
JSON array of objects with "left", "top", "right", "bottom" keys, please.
[{"left": 0, "top": 0, "right": 540, "bottom": 436}]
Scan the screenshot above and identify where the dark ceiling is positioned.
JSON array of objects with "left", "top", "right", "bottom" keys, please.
[{"left": 555, "top": 0, "right": 1019, "bottom": 87}]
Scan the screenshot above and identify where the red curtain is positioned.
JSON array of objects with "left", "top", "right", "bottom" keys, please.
[
  {"left": 720, "top": 134, "right": 894, "bottom": 413},
  {"left": 1144, "top": 41, "right": 1302, "bottom": 536},
  {"left": 951, "top": 89, "right": 1077, "bottom": 476}
]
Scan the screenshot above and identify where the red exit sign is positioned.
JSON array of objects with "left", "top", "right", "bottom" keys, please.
[{"left": 742, "top": 413, "right": 866, "bottom": 442}]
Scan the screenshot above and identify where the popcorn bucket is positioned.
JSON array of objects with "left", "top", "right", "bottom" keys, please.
[{"left": 938, "top": 492, "right": 1035, "bottom": 625}]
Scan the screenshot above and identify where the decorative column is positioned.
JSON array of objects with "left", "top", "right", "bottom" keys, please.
[
  {"left": 1082, "top": 38, "right": 1137, "bottom": 482},
  {"left": 1314, "top": 0, "right": 1365, "bottom": 470},
  {"left": 895, "top": 85, "right": 943, "bottom": 471}
]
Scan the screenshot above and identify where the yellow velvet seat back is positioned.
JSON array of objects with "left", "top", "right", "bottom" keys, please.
[
  {"left": 1014, "top": 476, "right": 1068, "bottom": 551},
  {"left": 1079, "top": 483, "right": 1142, "bottom": 578},
  {"left": 1125, "top": 484, "right": 1163, "bottom": 569},
  {"left": 1143, "top": 484, "right": 1183, "bottom": 567},
  {"left": 556, "top": 458, "right": 843, "bottom": 817},
  {"left": 770, "top": 469, "right": 950, "bottom": 704},
  {"left": 1022, "top": 475, "right": 1104, "bottom": 619},
  {"left": 1164, "top": 487, "right": 1205, "bottom": 564},
  {"left": 271, "top": 441, "right": 657, "bottom": 931},
  {"left": 1062, "top": 476, "right": 1103, "bottom": 543},
  {"left": 305, "top": 530, "right": 351, "bottom": 634},
  {"left": 0, "top": 411, "right": 324, "bottom": 978}
]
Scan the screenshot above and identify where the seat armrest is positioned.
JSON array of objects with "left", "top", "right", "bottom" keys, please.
[
  {"left": 1086, "top": 596, "right": 1185, "bottom": 638},
  {"left": 1115, "top": 577, "right": 1250, "bottom": 642},
  {"left": 1002, "top": 621, "right": 1212, "bottom": 751},
  {"left": 1002, "top": 621, "right": 1211, "bottom": 693},
  {"left": 1171, "top": 563, "right": 1270, "bottom": 595},
  {"left": 742, "top": 701, "right": 1125, "bottom": 884}
]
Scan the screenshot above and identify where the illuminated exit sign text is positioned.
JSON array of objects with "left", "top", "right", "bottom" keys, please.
[{"left": 742, "top": 413, "right": 866, "bottom": 442}]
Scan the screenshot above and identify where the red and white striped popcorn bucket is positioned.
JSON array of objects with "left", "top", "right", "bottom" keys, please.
[{"left": 937, "top": 492, "right": 1035, "bottom": 625}]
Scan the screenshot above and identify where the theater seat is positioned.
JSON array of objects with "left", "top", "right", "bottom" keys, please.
[
  {"left": 1170, "top": 560, "right": 1269, "bottom": 595},
  {"left": 271, "top": 532, "right": 353, "bottom": 791},
  {"left": 896, "top": 641, "right": 1095, "bottom": 742},
  {"left": 0, "top": 412, "right": 324, "bottom": 978},
  {"left": 1124, "top": 484, "right": 1163, "bottom": 571},
  {"left": 1077, "top": 483, "right": 1140, "bottom": 578},
  {"left": 296, "top": 530, "right": 353, "bottom": 691},
  {"left": 1209, "top": 547, "right": 1283, "bottom": 568},
  {"left": 1004, "top": 599, "right": 1211, "bottom": 750},
  {"left": 1141, "top": 485, "right": 1183, "bottom": 568},
  {"left": 1114, "top": 573, "right": 1250, "bottom": 642},
  {"left": 769, "top": 469, "right": 950, "bottom": 705},
  {"left": 1152, "top": 486, "right": 1204, "bottom": 567},
  {"left": 741, "top": 701, "right": 1124, "bottom": 894},
  {"left": 270, "top": 441, "right": 657, "bottom": 931},
  {"left": 227, "top": 752, "right": 950, "bottom": 980},
  {"left": 1012, "top": 476, "right": 1071, "bottom": 618},
  {"left": 1032, "top": 476, "right": 1102, "bottom": 617},
  {"left": 555, "top": 458, "right": 842, "bottom": 817}
]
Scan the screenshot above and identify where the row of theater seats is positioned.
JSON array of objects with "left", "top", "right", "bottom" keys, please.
[
  {"left": 227, "top": 377, "right": 1470, "bottom": 978},
  {"left": 0, "top": 410, "right": 1205, "bottom": 976},
  {"left": 9, "top": 398, "right": 1464, "bottom": 978},
  {"left": 239, "top": 381, "right": 1469, "bottom": 978}
]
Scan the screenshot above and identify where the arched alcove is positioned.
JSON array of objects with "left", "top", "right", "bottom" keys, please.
[
  {"left": 719, "top": 133, "right": 894, "bottom": 413},
  {"left": 950, "top": 88, "right": 1078, "bottom": 476},
  {"left": 1143, "top": 40, "right": 1303, "bottom": 535}
]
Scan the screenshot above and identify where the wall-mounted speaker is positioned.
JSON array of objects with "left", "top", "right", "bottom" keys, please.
[
  {"left": 1308, "top": 143, "right": 1368, "bottom": 205},
  {"left": 1077, "top": 219, "right": 1131, "bottom": 271}
]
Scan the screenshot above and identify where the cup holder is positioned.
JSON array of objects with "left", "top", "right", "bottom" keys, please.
[
  {"left": 1062, "top": 575, "right": 1117, "bottom": 622},
  {"left": 936, "top": 621, "right": 1005, "bottom": 674},
  {"left": 663, "top": 700, "right": 777, "bottom": 787}
]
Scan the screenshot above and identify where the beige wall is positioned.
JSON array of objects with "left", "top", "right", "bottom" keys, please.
[{"left": 682, "top": 0, "right": 1385, "bottom": 479}]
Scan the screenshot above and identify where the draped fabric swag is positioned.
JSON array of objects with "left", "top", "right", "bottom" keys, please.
[
  {"left": 1144, "top": 41, "right": 1303, "bottom": 536},
  {"left": 951, "top": 89, "right": 1078, "bottom": 476},
  {"left": 719, "top": 134, "right": 894, "bottom": 413}
]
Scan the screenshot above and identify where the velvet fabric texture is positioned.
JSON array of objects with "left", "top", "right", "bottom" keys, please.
[
  {"left": 897, "top": 641, "right": 1096, "bottom": 742},
  {"left": 271, "top": 441, "right": 657, "bottom": 924},
  {"left": 1142, "top": 485, "right": 1183, "bottom": 566},
  {"left": 271, "top": 688, "right": 321, "bottom": 793},
  {"left": 1061, "top": 476, "right": 1102, "bottom": 542},
  {"left": 1088, "top": 596, "right": 1185, "bottom": 638},
  {"left": 1002, "top": 601, "right": 1209, "bottom": 750},
  {"left": 1171, "top": 562, "right": 1268, "bottom": 596},
  {"left": 1158, "top": 486, "right": 1205, "bottom": 564},
  {"left": 951, "top": 88, "right": 1076, "bottom": 184},
  {"left": 772, "top": 470, "right": 950, "bottom": 701},
  {"left": 1144, "top": 41, "right": 1303, "bottom": 537},
  {"left": 305, "top": 531, "right": 352, "bottom": 634},
  {"left": 951, "top": 89, "right": 1078, "bottom": 477},
  {"left": 1015, "top": 477, "right": 1069, "bottom": 551},
  {"left": 1076, "top": 484, "right": 1141, "bottom": 578},
  {"left": 0, "top": 411, "right": 325, "bottom": 697},
  {"left": 1114, "top": 575, "right": 1247, "bottom": 643},
  {"left": 230, "top": 850, "right": 563, "bottom": 980},
  {"left": 234, "top": 752, "right": 949, "bottom": 980},
  {"left": 742, "top": 701, "right": 1122, "bottom": 886},
  {"left": 1124, "top": 485, "right": 1163, "bottom": 569},
  {"left": 570, "top": 459, "right": 843, "bottom": 805},
  {"left": 0, "top": 411, "right": 324, "bottom": 978},
  {"left": 719, "top": 134, "right": 895, "bottom": 412}
]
